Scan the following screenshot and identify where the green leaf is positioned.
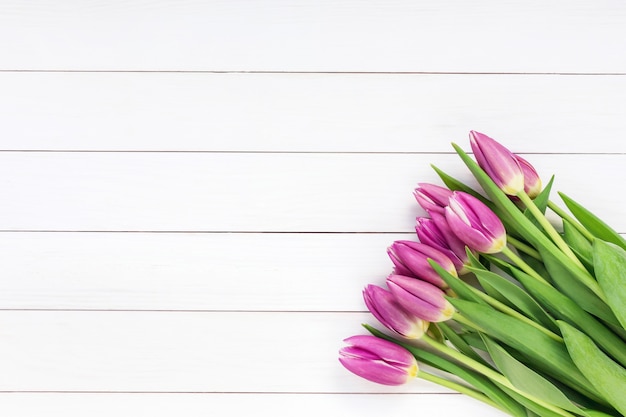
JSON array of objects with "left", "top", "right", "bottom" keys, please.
[
  {"left": 510, "top": 266, "right": 626, "bottom": 369},
  {"left": 451, "top": 144, "right": 601, "bottom": 299},
  {"left": 559, "top": 321, "right": 626, "bottom": 415},
  {"left": 429, "top": 260, "right": 486, "bottom": 305},
  {"left": 461, "top": 331, "right": 488, "bottom": 351},
  {"left": 532, "top": 175, "right": 553, "bottom": 214},
  {"left": 467, "top": 265, "right": 559, "bottom": 333},
  {"left": 523, "top": 176, "right": 554, "bottom": 232},
  {"left": 431, "top": 164, "right": 526, "bottom": 239},
  {"left": 448, "top": 299, "right": 604, "bottom": 403},
  {"left": 481, "top": 335, "right": 588, "bottom": 415},
  {"left": 430, "top": 164, "right": 488, "bottom": 202},
  {"left": 497, "top": 384, "right": 571, "bottom": 417},
  {"left": 364, "top": 324, "right": 527, "bottom": 417},
  {"left": 439, "top": 322, "right": 492, "bottom": 368},
  {"left": 466, "top": 250, "right": 512, "bottom": 306},
  {"left": 593, "top": 240, "right": 626, "bottom": 329},
  {"left": 536, "top": 246, "right": 619, "bottom": 327},
  {"left": 559, "top": 192, "right": 626, "bottom": 250},
  {"left": 582, "top": 411, "right": 621, "bottom": 417},
  {"left": 563, "top": 219, "right": 594, "bottom": 273}
]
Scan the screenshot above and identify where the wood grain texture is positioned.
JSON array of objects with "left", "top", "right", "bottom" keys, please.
[
  {"left": 0, "top": 393, "right": 505, "bottom": 417},
  {"left": 1, "top": 1, "right": 625, "bottom": 415},
  {"left": 1, "top": 72, "right": 626, "bottom": 153},
  {"left": 0, "top": 0, "right": 625, "bottom": 72},
  {"left": 0, "top": 152, "right": 623, "bottom": 232},
  {"left": 0, "top": 232, "right": 402, "bottom": 311},
  {"left": 0, "top": 310, "right": 437, "bottom": 393},
  {"left": 1, "top": 231, "right": 624, "bottom": 312}
]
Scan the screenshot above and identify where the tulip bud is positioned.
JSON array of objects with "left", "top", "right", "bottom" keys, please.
[
  {"left": 413, "top": 183, "right": 453, "bottom": 214},
  {"left": 445, "top": 191, "right": 506, "bottom": 254},
  {"left": 469, "top": 130, "right": 524, "bottom": 196},
  {"left": 339, "top": 335, "right": 418, "bottom": 386},
  {"left": 416, "top": 212, "right": 473, "bottom": 274},
  {"left": 513, "top": 154, "right": 542, "bottom": 199},
  {"left": 363, "top": 284, "right": 429, "bottom": 339},
  {"left": 387, "top": 241, "right": 457, "bottom": 289},
  {"left": 386, "top": 274, "right": 455, "bottom": 322}
]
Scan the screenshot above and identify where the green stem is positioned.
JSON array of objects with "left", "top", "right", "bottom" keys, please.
[
  {"left": 507, "top": 235, "right": 541, "bottom": 260},
  {"left": 501, "top": 246, "right": 550, "bottom": 285},
  {"left": 419, "top": 371, "right": 507, "bottom": 414},
  {"left": 547, "top": 200, "right": 595, "bottom": 242},
  {"left": 517, "top": 191, "right": 586, "bottom": 270},
  {"left": 453, "top": 312, "right": 487, "bottom": 333},
  {"left": 421, "top": 334, "right": 576, "bottom": 417},
  {"left": 515, "top": 193, "right": 608, "bottom": 303},
  {"left": 464, "top": 284, "right": 563, "bottom": 343}
]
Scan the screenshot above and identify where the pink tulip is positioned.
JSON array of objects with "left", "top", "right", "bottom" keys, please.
[
  {"left": 445, "top": 191, "right": 507, "bottom": 254},
  {"left": 339, "top": 335, "right": 418, "bottom": 386},
  {"left": 363, "top": 284, "right": 429, "bottom": 339},
  {"left": 386, "top": 274, "right": 455, "bottom": 322},
  {"left": 470, "top": 130, "right": 524, "bottom": 196},
  {"left": 514, "top": 154, "right": 542, "bottom": 199},
  {"left": 414, "top": 183, "right": 454, "bottom": 214},
  {"left": 416, "top": 211, "right": 473, "bottom": 274},
  {"left": 387, "top": 241, "right": 457, "bottom": 289}
]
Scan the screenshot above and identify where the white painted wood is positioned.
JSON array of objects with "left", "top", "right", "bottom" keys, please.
[
  {"left": 0, "top": 393, "right": 507, "bottom": 417},
  {"left": 0, "top": 0, "right": 625, "bottom": 73},
  {"left": 0, "top": 152, "right": 623, "bottom": 232},
  {"left": 0, "top": 311, "right": 440, "bottom": 393},
  {"left": 1, "top": 72, "right": 625, "bottom": 153},
  {"left": 1, "top": 2, "right": 624, "bottom": 415},
  {"left": 0, "top": 232, "right": 403, "bottom": 311},
  {"left": 1, "top": 231, "right": 623, "bottom": 312}
]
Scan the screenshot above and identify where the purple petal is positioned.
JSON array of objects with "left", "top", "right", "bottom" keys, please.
[
  {"left": 363, "top": 285, "right": 426, "bottom": 339},
  {"left": 470, "top": 131, "right": 524, "bottom": 195},
  {"left": 386, "top": 275, "right": 453, "bottom": 322}
]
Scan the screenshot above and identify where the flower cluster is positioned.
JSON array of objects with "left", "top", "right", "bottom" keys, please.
[{"left": 338, "top": 131, "right": 626, "bottom": 416}]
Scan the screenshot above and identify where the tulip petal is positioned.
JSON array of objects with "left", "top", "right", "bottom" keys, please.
[
  {"left": 339, "top": 335, "right": 418, "bottom": 385},
  {"left": 387, "top": 275, "right": 453, "bottom": 322},
  {"left": 470, "top": 131, "right": 524, "bottom": 196}
]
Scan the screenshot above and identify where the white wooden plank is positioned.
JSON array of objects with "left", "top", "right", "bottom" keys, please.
[
  {"left": 2, "top": 231, "right": 623, "bottom": 312},
  {"left": 0, "top": 152, "right": 623, "bottom": 232},
  {"left": 0, "top": 232, "right": 402, "bottom": 311},
  {"left": 0, "top": 393, "right": 507, "bottom": 417},
  {"left": 0, "top": 0, "right": 625, "bottom": 73},
  {"left": 1, "top": 72, "right": 625, "bottom": 153},
  {"left": 0, "top": 311, "right": 442, "bottom": 393}
]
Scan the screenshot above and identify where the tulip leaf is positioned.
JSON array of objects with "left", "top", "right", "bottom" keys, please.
[
  {"left": 481, "top": 335, "right": 587, "bottom": 415},
  {"left": 429, "top": 260, "right": 486, "bottom": 305},
  {"left": 583, "top": 411, "right": 622, "bottom": 417},
  {"left": 523, "top": 176, "right": 554, "bottom": 231},
  {"left": 558, "top": 192, "right": 626, "bottom": 250},
  {"left": 593, "top": 240, "right": 626, "bottom": 329},
  {"left": 532, "top": 175, "right": 553, "bottom": 214},
  {"left": 562, "top": 219, "right": 594, "bottom": 273},
  {"left": 536, "top": 245, "right": 619, "bottom": 327},
  {"left": 509, "top": 266, "right": 626, "bottom": 369},
  {"left": 467, "top": 265, "right": 559, "bottom": 333},
  {"left": 497, "top": 384, "right": 577, "bottom": 417},
  {"left": 431, "top": 164, "right": 525, "bottom": 239},
  {"left": 448, "top": 299, "right": 604, "bottom": 403},
  {"left": 465, "top": 251, "right": 511, "bottom": 306},
  {"left": 439, "top": 322, "right": 491, "bottom": 368},
  {"left": 430, "top": 164, "right": 488, "bottom": 203},
  {"left": 364, "top": 324, "right": 527, "bottom": 417},
  {"left": 451, "top": 144, "right": 600, "bottom": 296},
  {"left": 559, "top": 321, "right": 626, "bottom": 415}
]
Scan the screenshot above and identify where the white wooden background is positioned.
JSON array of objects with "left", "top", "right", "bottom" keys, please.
[{"left": 1, "top": 1, "right": 625, "bottom": 416}]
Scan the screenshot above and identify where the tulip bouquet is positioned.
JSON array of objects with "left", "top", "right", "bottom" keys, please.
[{"left": 339, "top": 132, "right": 626, "bottom": 417}]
